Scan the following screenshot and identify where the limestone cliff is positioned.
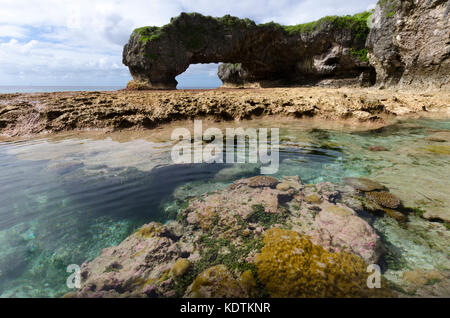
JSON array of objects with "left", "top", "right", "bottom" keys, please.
[
  {"left": 122, "top": 12, "right": 374, "bottom": 89},
  {"left": 366, "top": 0, "right": 450, "bottom": 90}
]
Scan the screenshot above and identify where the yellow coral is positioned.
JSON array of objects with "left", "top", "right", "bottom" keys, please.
[
  {"left": 305, "top": 194, "right": 322, "bottom": 204},
  {"left": 240, "top": 270, "right": 257, "bottom": 294},
  {"left": 172, "top": 258, "right": 191, "bottom": 277},
  {"left": 135, "top": 223, "right": 163, "bottom": 239},
  {"left": 255, "top": 228, "right": 393, "bottom": 298},
  {"left": 199, "top": 206, "right": 217, "bottom": 231},
  {"left": 187, "top": 265, "right": 247, "bottom": 298}
]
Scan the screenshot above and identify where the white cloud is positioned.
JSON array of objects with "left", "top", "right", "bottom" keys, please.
[
  {"left": 0, "top": 25, "right": 28, "bottom": 38},
  {"left": 0, "top": 0, "right": 376, "bottom": 86},
  {"left": 0, "top": 38, "right": 129, "bottom": 85}
]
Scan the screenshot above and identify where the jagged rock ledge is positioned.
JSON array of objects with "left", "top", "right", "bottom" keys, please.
[{"left": 1, "top": 87, "right": 449, "bottom": 138}]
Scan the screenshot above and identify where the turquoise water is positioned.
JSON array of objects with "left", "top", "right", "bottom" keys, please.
[{"left": 0, "top": 118, "right": 449, "bottom": 297}]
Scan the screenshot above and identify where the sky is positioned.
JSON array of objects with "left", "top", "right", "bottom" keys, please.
[{"left": 0, "top": 0, "right": 376, "bottom": 88}]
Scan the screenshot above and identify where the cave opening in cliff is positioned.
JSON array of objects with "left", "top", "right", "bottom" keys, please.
[{"left": 175, "top": 63, "right": 222, "bottom": 89}]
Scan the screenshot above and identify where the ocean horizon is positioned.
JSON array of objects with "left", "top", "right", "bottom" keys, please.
[
  {"left": 0, "top": 85, "right": 221, "bottom": 93},
  {"left": 0, "top": 85, "right": 125, "bottom": 94}
]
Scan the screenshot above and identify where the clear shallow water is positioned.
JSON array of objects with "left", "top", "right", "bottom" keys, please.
[{"left": 0, "top": 118, "right": 449, "bottom": 297}]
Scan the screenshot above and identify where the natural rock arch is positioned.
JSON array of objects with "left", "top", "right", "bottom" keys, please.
[{"left": 123, "top": 12, "right": 374, "bottom": 90}]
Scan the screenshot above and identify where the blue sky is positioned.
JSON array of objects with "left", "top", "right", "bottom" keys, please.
[{"left": 0, "top": 0, "right": 376, "bottom": 88}]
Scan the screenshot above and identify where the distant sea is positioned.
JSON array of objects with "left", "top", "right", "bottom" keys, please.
[
  {"left": 0, "top": 85, "right": 219, "bottom": 93},
  {"left": 0, "top": 86, "right": 124, "bottom": 93}
]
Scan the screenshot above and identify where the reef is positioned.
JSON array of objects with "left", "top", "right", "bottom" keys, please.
[
  {"left": 63, "top": 175, "right": 449, "bottom": 298},
  {"left": 366, "top": 0, "right": 450, "bottom": 89},
  {"left": 123, "top": 12, "right": 374, "bottom": 89}
]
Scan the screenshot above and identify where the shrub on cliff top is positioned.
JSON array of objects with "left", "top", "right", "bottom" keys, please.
[
  {"left": 133, "top": 12, "right": 256, "bottom": 46},
  {"left": 283, "top": 11, "right": 372, "bottom": 40},
  {"left": 378, "top": 0, "right": 399, "bottom": 18},
  {"left": 133, "top": 11, "right": 372, "bottom": 47}
]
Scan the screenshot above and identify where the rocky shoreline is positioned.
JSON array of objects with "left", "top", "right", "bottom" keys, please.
[
  {"left": 1, "top": 0, "right": 449, "bottom": 299},
  {"left": 64, "top": 175, "right": 449, "bottom": 298},
  {"left": 1, "top": 87, "right": 449, "bottom": 138}
]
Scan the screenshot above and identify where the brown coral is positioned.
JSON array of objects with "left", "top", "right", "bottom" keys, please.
[
  {"left": 246, "top": 176, "right": 280, "bottom": 188},
  {"left": 365, "top": 191, "right": 401, "bottom": 209}
]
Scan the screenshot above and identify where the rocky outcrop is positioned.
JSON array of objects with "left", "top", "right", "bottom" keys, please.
[
  {"left": 2, "top": 87, "right": 450, "bottom": 137},
  {"left": 123, "top": 12, "right": 374, "bottom": 89},
  {"left": 63, "top": 174, "right": 450, "bottom": 298},
  {"left": 366, "top": 0, "right": 450, "bottom": 90},
  {"left": 66, "top": 175, "right": 416, "bottom": 298}
]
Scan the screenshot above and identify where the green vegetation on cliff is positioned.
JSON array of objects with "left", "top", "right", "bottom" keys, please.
[
  {"left": 133, "top": 11, "right": 372, "bottom": 47},
  {"left": 378, "top": 0, "right": 399, "bottom": 18},
  {"left": 283, "top": 11, "right": 372, "bottom": 40},
  {"left": 350, "top": 48, "right": 369, "bottom": 62},
  {"left": 133, "top": 13, "right": 256, "bottom": 49}
]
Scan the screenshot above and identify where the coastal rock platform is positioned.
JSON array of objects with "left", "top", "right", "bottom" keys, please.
[{"left": 1, "top": 87, "right": 449, "bottom": 138}]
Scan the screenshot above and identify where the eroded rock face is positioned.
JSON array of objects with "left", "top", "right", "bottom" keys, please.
[
  {"left": 366, "top": 0, "right": 450, "bottom": 90},
  {"left": 123, "top": 12, "right": 374, "bottom": 89}
]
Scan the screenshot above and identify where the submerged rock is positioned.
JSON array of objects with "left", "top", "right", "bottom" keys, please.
[
  {"left": 401, "top": 269, "right": 450, "bottom": 298},
  {"left": 300, "top": 200, "right": 385, "bottom": 263},
  {"left": 73, "top": 222, "right": 184, "bottom": 298},
  {"left": 383, "top": 208, "right": 407, "bottom": 222},
  {"left": 425, "top": 131, "right": 450, "bottom": 143},
  {"left": 343, "top": 177, "right": 387, "bottom": 192},
  {"left": 368, "top": 145, "right": 388, "bottom": 152},
  {"left": 71, "top": 174, "right": 450, "bottom": 298}
]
